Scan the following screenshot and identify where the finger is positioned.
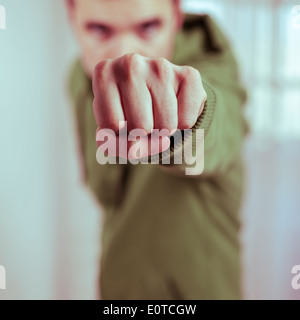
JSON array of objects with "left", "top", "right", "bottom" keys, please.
[
  {"left": 150, "top": 84, "right": 178, "bottom": 132},
  {"left": 148, "top": 59, "right": 178, "bottom": 131},
  {"left": 93, "top": 64, "right": 125, "bottom": 132},
  {"left": 176, "top": 67, "right": 206, "bottom": 130},
  {"left": 118, "top": 80, "right": 153, "bottom": 134}
]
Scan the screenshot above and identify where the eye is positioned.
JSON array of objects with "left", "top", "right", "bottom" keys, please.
[
  {"left": 86, "top": 23, "right": 112, "bottom": 39},
  {"left": 138, "top": 20, "right": 161, "bottom": 38}
]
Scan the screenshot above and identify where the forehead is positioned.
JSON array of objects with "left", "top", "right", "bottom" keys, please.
[{"left": 75, "top": 0, "right": 174, "bottom": 22}]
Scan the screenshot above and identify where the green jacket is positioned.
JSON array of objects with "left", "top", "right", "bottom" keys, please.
[{"left": 68, "top": 14, "right": 249, "bottom": 300}]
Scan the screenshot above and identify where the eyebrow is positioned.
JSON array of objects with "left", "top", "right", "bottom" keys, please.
[{"left": 85, "top": 17, "right": 163, "bottom": 31}]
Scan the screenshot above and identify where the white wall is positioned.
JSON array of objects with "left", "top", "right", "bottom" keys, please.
[{"left": 0, "top": 0, "right": 100, "bottom": 300}]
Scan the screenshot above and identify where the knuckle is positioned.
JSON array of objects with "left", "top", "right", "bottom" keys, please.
[
  {"left": 120, "top": 53, "right": 142, "bottom": 82},
  {"left": 182, "top": 66, "right": 201, "bottom": 83},
  {"left": 94, "top": 60, "right": 109, "bottom": 79},
  {"left": 154, "top": 58, "right": 172, "bottom": 80},
  {"left": 127, "top": 52, "right": 140, "bottom": 64},
  {"left": 93, "top": 61, "right": 111, "bottom": 92}
]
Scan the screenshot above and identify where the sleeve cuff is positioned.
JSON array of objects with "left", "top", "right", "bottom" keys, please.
[{"left": 141, "top": 80, "right": 217, "bottom": 176}]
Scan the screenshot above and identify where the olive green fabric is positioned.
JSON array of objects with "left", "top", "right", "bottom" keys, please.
[{"left": 68, "top": 14, "right": 249, "bottom": 300}]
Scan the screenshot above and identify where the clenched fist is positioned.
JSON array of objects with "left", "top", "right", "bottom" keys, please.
[{"left": 93, "top": 53, "right": 207, "bottom": 160}]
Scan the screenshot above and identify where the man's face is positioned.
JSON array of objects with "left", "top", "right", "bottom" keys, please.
[{"left": 67, "top": 0, "right": 182, "bottom": 77}]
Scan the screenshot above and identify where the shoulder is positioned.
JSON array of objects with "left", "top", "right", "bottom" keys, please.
[{"left": 181, "top": 13, "right": 230, "bottom": 53}]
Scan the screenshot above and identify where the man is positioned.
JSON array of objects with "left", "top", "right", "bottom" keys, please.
[{"left": 66, "top": 0, "right": 249, "bottom": 299}]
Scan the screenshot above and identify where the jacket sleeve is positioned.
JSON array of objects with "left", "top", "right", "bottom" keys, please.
[{"left": 157, "top": 14, "right": 249, "bottom": 177}]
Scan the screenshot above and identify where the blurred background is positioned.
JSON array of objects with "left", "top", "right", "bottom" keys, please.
[{"left": 0, "top": 0, "right": 299, "bottom": 300}]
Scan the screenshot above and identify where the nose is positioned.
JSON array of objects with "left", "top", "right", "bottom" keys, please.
[{"left": 109, "top": 35, "right": 141, "bottom": 59}]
